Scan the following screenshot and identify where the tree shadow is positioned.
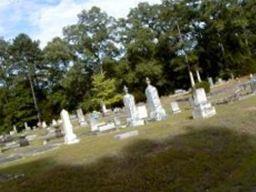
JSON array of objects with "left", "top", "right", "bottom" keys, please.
[{"left": 1, "top": 127, "right": 256, "bottom": 192}]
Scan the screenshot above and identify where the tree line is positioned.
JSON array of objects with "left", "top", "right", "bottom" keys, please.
[{"left": 0, "top": 0, "right": 255, "bottom": 132}]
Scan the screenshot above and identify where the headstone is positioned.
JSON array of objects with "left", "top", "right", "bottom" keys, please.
[
  {"left": 170, "top": 101, "right": 181, "bottom": 114},
  {"left": 114, "top": 130, "right": 139, "bottom": 140},
  {"left": 42, "top": 121, "right": 47, "bottom": 129},
  {"left": 123, "top": 86, "right": 144, "bottom": 127},
  {"left": 217, "top": 78, "right": 223, "bottom": 84},
  {"left": 24, "top": 122, "right": 30, "bottom": 131},
  {"left": 89, "top": 114, "right": 100, "bottom": 132},
  {"left": 52, "top": 119, "right": 58, "bottom": 128},
  {"left": 13, "top": 125, "right": 17, "bottom": 133},
  {"left": 145, "top": 78, "right": 167, "bottom": 121},
  {"left": 101, "top": 103, "right": 111, "bottom": 115},
  {"left": 137, "top": 105, "right": 148, "bottom": 119},
  {"left": 98, "top": 122, "right": 116, "bottom": 132},
  {"left": 192, "top": 88, "right": 216, "bottom": 119},
  {"left": 76, "top": 108, "right": 87, "bottom": 126},
  {"left": 9, "top": 131, "right": 16, "bottom": 136},
  {"left": 60, "top": 109, "right": 79, "bottom": 145},
  {"left": 208, "top": 77, "right": 214, "bottom": 88}
]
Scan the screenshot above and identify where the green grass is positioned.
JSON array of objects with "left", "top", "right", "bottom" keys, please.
[{"left": 1, "top": 95, "right": 256, "bottom": 191}]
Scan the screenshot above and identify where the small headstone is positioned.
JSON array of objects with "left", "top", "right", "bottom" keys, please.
[
  {"left": 192, "top": 88, "right": 216, "bottom": 119},
  {"left": 217, "top": 78, "right": 223, "bottom": 84},
  {"left": 114, "top": 130, "right": 139, "bottom": 140},
  {"left": 9, "top": 131, "right": 16, "bottom": 136},
  {"left": 208, "top": 77, "right": 214, "bottom": 87},
  {"left": 52, "top": 119, "right": 58, "bottom": 128},
  {"left": 60, "top": 109, "right": 79, "bottom": 145},
  {"left": 13, "top": 125, "right": 17, "bottom": 133},
  {"left": 89, "top": 114, "right": 100, "bottom": 132},
  {"left": 145, "top": 78, "right": 167, "bottom": 121},
  {"left": 24, "top": 122, "right": 30, "bottom": 131},
  {"left": 170, "top": 101, "right": 181, "bottom": 114},
  {"left": 98, "top": 122, "right": 116, "bottom": 132},
  {"left": 42, "top": 121, "right": 47, "bottom": 129},
  {"left": 137, "top": 105, "right": 148, "bottom": 119},
  {"left": 76, "top": 108, "right": 87, "bottom": 126}
]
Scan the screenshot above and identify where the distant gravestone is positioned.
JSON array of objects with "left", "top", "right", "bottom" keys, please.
[
  {"left": 24, "top": 122, "right": 30, "bottom": 131},
  {"left": 98, "top": 122, "right": 116, "bottom": 132},
  {"left": 170, "top": 101, "right": 181, "bottom": 114},
  {"left": 145, "top": 78, "right": 167, "bottom": 121},
  {"left": 52, "top": 119, "right": 58, "bottom": 128},
  {"left": 61, "top": 109, "right": 79, "bottom": 145},
  {"left": 76, "top": 108, "right": 87, "bottom": 126},
  {"left": 42, "top": 121, "right": 47, "bottom": 129},
  {"left": 137, "top": 105, "right": 148, "bottom": 119},
  {"left": 123, "top": 86, "right": 144, "bottom": 127},
  {"left": 192, "top": 88, "right": 216, "bottom": 119},
  {"left": 89, "top": 114, "right": 100, "bottom": 132},
  {"left": 13, "top": 125, "right": 17, "bottom": 133},
  {"left": 208, "top": 77, "right": 214, "bottom": 87}
]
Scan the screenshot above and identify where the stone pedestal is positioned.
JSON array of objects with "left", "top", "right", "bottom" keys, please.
[
  {"left": 61, "top": 109, "right": 79, "bottom": 145},
  {"left": 192, "top": 88, "right": 216, "bottom": 119}
]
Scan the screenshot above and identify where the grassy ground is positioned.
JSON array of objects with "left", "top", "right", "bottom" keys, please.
[{"left": 1, "top": 89, "right": 256, "bottom": 191}]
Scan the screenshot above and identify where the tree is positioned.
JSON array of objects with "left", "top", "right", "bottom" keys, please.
[{"left": 82, "top": 72, "right": 122, "bottom": 111}]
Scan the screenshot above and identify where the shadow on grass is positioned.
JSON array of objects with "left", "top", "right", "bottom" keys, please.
[{"left": 1, "top": 127, "right": 256, "bottom": 192}]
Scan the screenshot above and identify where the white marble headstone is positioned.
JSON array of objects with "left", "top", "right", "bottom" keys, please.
[
  {"left": 61, "top": 109, "right": 79, "bottom": 144},
  {"left": 170, "top": 101, "right": 181, "bottom": 114},
  {"left": 137, "top": 105, "right": 148, "bottom": 119},
  {"left": 145, "top": 78, "right": 166, "bottom": 121}
]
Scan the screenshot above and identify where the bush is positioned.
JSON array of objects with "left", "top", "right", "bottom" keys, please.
[{"left": 195, "top": 81, "right": 211, "bottom": 93}]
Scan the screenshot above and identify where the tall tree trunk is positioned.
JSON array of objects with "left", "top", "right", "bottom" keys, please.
[{"left": 27, "top": 72, "right": 41, "bottom": 123}]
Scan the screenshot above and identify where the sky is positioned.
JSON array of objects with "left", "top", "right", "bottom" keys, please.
[{"left": 0, "top": 0, "right": 161, "bottom": 47}]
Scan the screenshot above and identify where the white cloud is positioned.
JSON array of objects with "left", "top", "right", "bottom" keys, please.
[{"left": 30, "top": 0, "right": 161, "bottom": 47}]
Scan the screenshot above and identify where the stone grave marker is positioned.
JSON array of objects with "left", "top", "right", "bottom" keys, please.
[
  {"left": 145, "top": 78, "right": 167, "bottom": 121},
  {"left": 123, "top": 86, "right": 144, "bottom": 127},
  {"left": 192, "top": 88, "right": 216, "bottom": 119},
  {"left": 61, "top": 109, "right": 79, "bottom": 145},
  {"left": 76, "top": 108, "right": 87, "bottom": 126},
  {"left": 137, "top": 105, "right": 148, "bottom": 120},
  {"left": 170, "top": 101, "right": 181, "bottom": 114}
]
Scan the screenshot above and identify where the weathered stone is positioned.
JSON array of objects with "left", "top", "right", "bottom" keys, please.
[
  {"left": 145, "top": 78, "right": 167, "bottom": 121},
  {"left": 76, "top": 108, "right": 87, "bottom": 126},
  {"left": 170, "top": 101, "right": 181, "bottom": 114},
  {"left": 60, "top": 109, "right": 79, "bottom": 145},
  {"left": 123, "top": 86, "right": 144, "bottom": 127},
  {"left": 192, "top": 88, "right": 216, "bottom": 119},
  {"left": 137, "top": 105, "right": 148, "bottom": 119}
]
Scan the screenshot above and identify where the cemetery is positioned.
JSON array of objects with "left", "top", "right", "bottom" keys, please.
[{"left": 0, "top": 0, "right": 256, "bottom": 191}]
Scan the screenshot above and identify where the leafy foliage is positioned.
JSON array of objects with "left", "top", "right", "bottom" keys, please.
[{"left": 1, "top": 1, "right": 256, "bottom": 132}]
